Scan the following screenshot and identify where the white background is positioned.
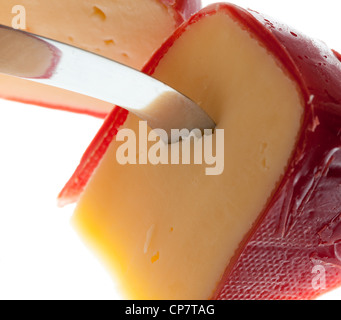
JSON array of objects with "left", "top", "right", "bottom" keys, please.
[{"left": 0, "top": 0, "right": 340, "bottom": 300}]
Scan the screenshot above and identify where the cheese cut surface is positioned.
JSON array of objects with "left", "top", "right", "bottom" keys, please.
[
  {"left": 0, "top": 0, "right": 194, "bottom": 117},
  {"left": 73, "top": 12, "right": 303, "bottom": 300}
]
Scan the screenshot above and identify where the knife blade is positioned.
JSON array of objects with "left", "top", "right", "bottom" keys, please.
[{"left": 0, "top": 25, "right": 215, "bottom": 143}]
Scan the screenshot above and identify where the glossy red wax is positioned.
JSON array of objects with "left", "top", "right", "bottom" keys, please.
[{"left": 161, "top": 0, "right": 202, "bottom": 24}]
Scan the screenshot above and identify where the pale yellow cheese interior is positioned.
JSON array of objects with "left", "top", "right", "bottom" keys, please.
[
  {"left": 73, "top": 13, "right": 304, "bottom": 299},
  {"left": 0, "top": 0, "right": 178, "bottom": 115}
]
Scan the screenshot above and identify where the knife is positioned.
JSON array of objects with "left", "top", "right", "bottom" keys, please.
[{"left": 0, "top": 25, "right": 215, "bottom": 143}]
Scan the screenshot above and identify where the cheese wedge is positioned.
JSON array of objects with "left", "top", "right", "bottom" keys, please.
[
  {"left": 60, "top": 3, "right": 341, "bottom": 300},
  {"left": 72, "top": 10, "right": 303, "bottom": 299}
]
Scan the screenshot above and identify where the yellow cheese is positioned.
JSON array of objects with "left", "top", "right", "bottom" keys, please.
[
  {"left": 74, "top": 13, "right": 303, "bottom": 299},
  {"left": 0, "top": 0, "right": 179, "bottom": 115}
]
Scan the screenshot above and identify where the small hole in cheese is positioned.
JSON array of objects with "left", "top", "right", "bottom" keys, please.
[
  {"left": 151, "top": 252, "right": 159, "bottom": 264},
  {"left": 92, "top": 6, "right": 106, "bottom": 21},
  {"left": 104, "top": 39, "right": 115, "bottom": 46}
]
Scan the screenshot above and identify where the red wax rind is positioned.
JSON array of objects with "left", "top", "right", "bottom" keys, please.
[
  {"left": 59, "top": 3, "right": 341, "bottom": 299},
  {"left": 161, "top": 0, "right": 202, "bottom": 24},
  {"left": 58, "top": 107, "right": 128, "bottom": 207}
]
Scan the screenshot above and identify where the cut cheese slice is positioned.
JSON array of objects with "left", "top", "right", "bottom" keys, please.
[
  {"left": 72, "top": 11, "right": 303, "bottom": 299},
  {"left": 0, "top": 0, "right": 199, "bottom": 117}
]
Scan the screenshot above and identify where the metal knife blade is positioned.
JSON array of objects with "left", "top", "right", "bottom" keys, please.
[{"left": 0, "top": 25, "right": 215, "bottom": 143}]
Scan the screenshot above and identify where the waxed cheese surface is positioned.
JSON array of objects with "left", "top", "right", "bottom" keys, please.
[{"left": 74, "top": 13, "right": 303, "bottom": 299}]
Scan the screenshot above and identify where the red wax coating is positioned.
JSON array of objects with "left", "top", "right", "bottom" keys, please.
[
  {"left": 160, "top": 0, "right": 202, "bottom": 24},
  {"left": 59, "top": 3, "right": 341, "bottom": 299},
  {"left": 58, "top": 106, "right": 128, "bottom": 207}
]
